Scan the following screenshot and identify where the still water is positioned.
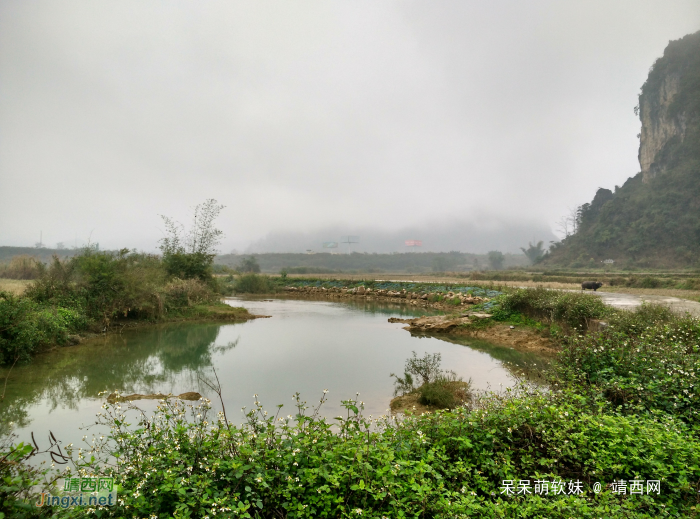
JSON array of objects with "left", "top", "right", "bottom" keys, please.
[{"left": 0, "top": 296, "right": 546, "bottom": 448}]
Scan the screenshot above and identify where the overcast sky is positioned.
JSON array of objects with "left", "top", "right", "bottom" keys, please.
[{"left": 1, "top": 1, "right": 698, "bottom": 253}]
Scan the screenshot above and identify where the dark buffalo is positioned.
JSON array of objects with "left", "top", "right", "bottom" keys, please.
[{"left": 581, "top": 281, "right": 603, "bottom": 291}]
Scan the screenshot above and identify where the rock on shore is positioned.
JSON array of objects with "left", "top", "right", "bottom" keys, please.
[{"left": 283, "top": 285, "right": 489, "bottom": 311}]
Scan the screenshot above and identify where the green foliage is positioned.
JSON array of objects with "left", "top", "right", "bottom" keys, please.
[
  {"left": 159, "top": 199, "right": 225, "bottom": 282},
  {"left": 162, "top": 251, "right": 214, "bottom": 282},
  {"left": 26, "top": 249, "right": 168, "bottom": 324},
  {"left": 161, "top": 278, "right": 217, "bottom": 310},
  {"left": 0, "top": 292, "right": 87, "bottom": 364},
  {"left": 554, "top": 303, "right": 700, "bottom": 426},
  {"left": 392, "top": 352, "right": 468, "bottom": 410},
  {"left": 417, "top": 372, "right": 466, "bottom": 410},
  {"left": 60, "top": 388, "right": 700, "bottom": 518},
  {"left": 215, "top": 250, "right": 529, "bottom": 274},
  {"left": 232, "top": 273, "right": 276, "bottom": 294},
  {"left": 390, "top": 371, "right": 414, "bottom": 396},
  {"left": 520, "top": 241, "right": 545, "bottom": 264},
  {"left": 404, "top": 351, "right": 442, "bottom": 386},
  {"left": 487, "top": 250, "right": 505, "bottom": 270},
  {"left": 0, "top": 248, "right": 231, "bottom": 365},
  {"left": 498, "top": 287, "right": 610, "bottom": 329},
  {"left": 0, "top": 441, "right": 53, "bottom": 519},
  {"left": 418, "top": 381, "right": 455, "bottom": 408}
]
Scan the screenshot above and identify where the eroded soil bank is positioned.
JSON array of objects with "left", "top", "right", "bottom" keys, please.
[{"left": 389, "top": 315, "right": 556, "bottom": 355}]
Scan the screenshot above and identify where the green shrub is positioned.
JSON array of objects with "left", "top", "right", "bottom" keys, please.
[
  {"left": 162, "top": 251, "right": 214, "bottom": 282},
  {"left": 232, "top": 273, "right": 277, "bottom": 294},
  {"left": 26, "top": 249, "right": 174, "bottom": 323},
  {"left": 0, "top": 441, "right": 53, "bottom": 518},
  {"left": 554, "top": 303, "right": 700, "bottom": 425},
  {"left": 391, "top": 351, "right": 443, "bottom": 395},
  {"left": 639, "top": 276, "right": 662, "bottom": 288},
  {"left": 0, "top": 292, "right": 87, "bottom": 364},
  {"left": 161, "top": 278, "right": 216, "bottom": 310},
  {"left": 61, "top": 389, "right": 700, "bottom": 518},
  {"left": 418, "top": 382, "right": 454, "bottom": 408},
  {"left": 499, "top": 287, "right": 610, "bottom": 329},
  {"left": 417, "top": 373, "right": 466, "bottom": 409}
]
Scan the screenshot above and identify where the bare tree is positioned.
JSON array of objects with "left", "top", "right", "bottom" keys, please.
[
  {"left": 159, "top": 199, "right": 225, "bottom": 256},
  {"left": 556, "top": 205, "right": 582, "bottom": 239}
]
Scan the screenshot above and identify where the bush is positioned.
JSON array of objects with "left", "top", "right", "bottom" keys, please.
[
  {"left": 554, "top": 303, "right": 700, "bottom": 426},
  {"left": 62, "top": 389, "right": 700, "bottom": 518},
  {"left": 0, "top": 256, "right": 43, "bottom": 280},
  {"left": 26, "top": 249, "right": 171, "bottom": 324},
  {"left": 0, "top": 292, "right": 87, "bottom": 364},
  {"left": 417, "top": 372, "right": 468, "bottom": 409},
  {"left": 232, "top": 273, "right": 276, "bottom": 294},
  {"left": 162, "top": 251, "right": 214, "bottom": 282},
  {"left": 499, "top": 287, "right": 610, "bottom": 329},
  {"left": 0, "top": 441, "right": 53, "bottom": 518},
  {"left": 161, "top": 278, "right": 216, "bottom": 310},
  {"left": 639, "top": 276, "right": 662, "bottom": 288},
  {"left": 391, "top": 351, "right": 443, "bottom": 396}
]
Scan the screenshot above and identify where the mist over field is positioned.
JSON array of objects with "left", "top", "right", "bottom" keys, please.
[
  {"left": 246, "top": 220, "right": 556, "bottom": 255},
  {"left": 1, "top": 1, "right": 698, "bottom": 253}
]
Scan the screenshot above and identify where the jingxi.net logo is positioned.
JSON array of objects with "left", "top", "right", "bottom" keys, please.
[{"left": 35, "top": 476, "right": 117, "bottom": 509}]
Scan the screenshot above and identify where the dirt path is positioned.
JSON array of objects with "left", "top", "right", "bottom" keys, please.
[{"left": 592, "top": 291, "right": 700, "bottom": 317}]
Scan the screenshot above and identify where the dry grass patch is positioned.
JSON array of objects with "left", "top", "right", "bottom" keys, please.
[{"left": 0, "top": 279, "right": 32, "bottom": 295}]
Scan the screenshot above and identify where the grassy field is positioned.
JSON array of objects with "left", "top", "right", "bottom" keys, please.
[{"left": 0, "top": 278, "right": 30, "bottom": 295}]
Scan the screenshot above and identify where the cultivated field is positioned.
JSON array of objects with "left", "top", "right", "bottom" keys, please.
[{"left": 276, "top": 272, "right": 700, "bottom": 301}]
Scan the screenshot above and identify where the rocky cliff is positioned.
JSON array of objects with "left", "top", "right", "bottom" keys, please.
[
  {"left": 545, "top": 30, "right": 700, "bottom": 268},
  {"left": 638, "top": 32, "right": 699, "bottom": 182}
]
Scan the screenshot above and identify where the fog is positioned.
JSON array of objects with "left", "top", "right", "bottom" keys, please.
[
  {"left": 1, "top": 1, "right": 698, "bottom": 253},
  {"left": 248, "top": 219, "right": 556, "bottom": 255}
]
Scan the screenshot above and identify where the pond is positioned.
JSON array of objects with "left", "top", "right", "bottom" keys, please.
[{"left": 0, "top": 296, "right": 547, "bottom": 450}]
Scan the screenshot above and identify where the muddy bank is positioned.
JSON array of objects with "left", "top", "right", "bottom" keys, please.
[
  {"left": 388, "top": 314, "right": 557, "bottom": 355},
  {"left": 107, "top": 391, "right": 202, "bottom": 404}
]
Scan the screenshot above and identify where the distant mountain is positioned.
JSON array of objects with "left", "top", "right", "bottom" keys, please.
[
  {"left": 545, "top": 31, "right": 700, "bottom": 268},
  {"left": 245, "top": 220, "right": 556, "bottom": 255}
]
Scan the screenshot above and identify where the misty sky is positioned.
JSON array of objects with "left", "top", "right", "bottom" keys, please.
[{"left": 1, "top": 1, "right": 699, "bottom": 253}]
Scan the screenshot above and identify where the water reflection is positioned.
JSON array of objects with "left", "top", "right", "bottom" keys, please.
[
  {"left": 0, "top": 297, "right": 547, "bottom": 448},
  {"left": 0, "top": 323, "right": 223, "bottom": 434}
]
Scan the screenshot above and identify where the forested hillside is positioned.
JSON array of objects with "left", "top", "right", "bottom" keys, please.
[{"left": 546, "top": 31, "right": 700, "bottom": 268}]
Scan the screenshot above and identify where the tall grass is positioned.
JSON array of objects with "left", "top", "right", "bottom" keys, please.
[
  {"left": 0, "top": 255, "right": 42, "bottom": 280},
  {"left": 231, "top": 273, "right": 278, "bottom": 294}
]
